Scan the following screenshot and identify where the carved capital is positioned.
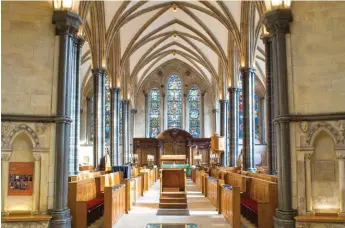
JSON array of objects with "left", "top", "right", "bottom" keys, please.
[
  {"left": 35, "top": 123, "right": 45, "bottom": 135},
  {"left": 1, "top": 152, "right": 11, "bottom": 161},
  {"left": 263, "top": 9, "right": 292, "bottom": 35},
  {"left": 32, "top": 153, "right": 41, "bottom": 161},
  {"left": 336, "top": 150, "right": 345, "bottom": 160},
  {"left": 299, "top": 121, "right": 309, "bottom": 133}
]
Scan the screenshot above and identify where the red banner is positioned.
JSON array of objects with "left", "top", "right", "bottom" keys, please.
[{"left": 8, "top": 162, "right": 34, "bottom": 196}]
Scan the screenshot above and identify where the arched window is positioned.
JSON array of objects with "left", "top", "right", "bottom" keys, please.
[
  {"left": 188, "top": 86, "right": 201, "bottom": 137},
  {"left": 254, "top": 94, "right": 260, "bottom": 140},
  {"left": 239, "top": 76, "right": 244, "bottom": 138},
  {"left": 105, "top": 75, "right": 111, "bottom": 140},
  {"left": 149, "top": 88, "right": 161, "bottom": 138},
  {"left": 167, "top": 75, "right": 182, "bottom": 129}
]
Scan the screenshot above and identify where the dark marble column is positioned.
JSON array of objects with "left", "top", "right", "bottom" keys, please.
[
  {"left": 144, "top": 92, "right": 149, "bottom": 137},
  {"left": 264, "top": 9, "right": 296, "bottom": 228},
  {"left": 241, "top": 67, "right": 256, "bottom": 172},
  {"left": 92, "top": 68, "right": 106, "bottom": 170},
  {"left": 51, "top": 10, "right": 81, "bottom": 228},
  {"left": 110, "top": 88, "right": 120, "bottom": 166},
  {"left": 212, "top": 109, "right": 218, "bottom": 134},
  {"left": 228, "top": 87, "right": 240, "bottom": 167},
  {"left": 262, "top": 35, "right": 274, "bottom": 175},
  {"left": 85, "top": 97, "right": 91, "bottom": 145},
  {"left": 122, "top": 100, "right": 130, "bottom": 164},
  {"left": 200, "top": 92, "right": 205, "bottom": 137},
  {"left": 219, "top": 100, "right": 229, "bottom": 166},
  {"left": 130, "top": 109, "right": 137, "bottom": 156}
]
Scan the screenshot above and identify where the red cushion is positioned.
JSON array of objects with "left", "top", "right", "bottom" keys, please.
[
  {"left": 241, "top": 197, "right": 258, "bottom": 212},
  {"left": 87, "top": 197, "right": 104, "bottom": 210}
]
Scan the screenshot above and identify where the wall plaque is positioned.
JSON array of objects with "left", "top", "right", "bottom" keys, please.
[
  {"left": 314, "top": 161, "right": 335, "bottom": 182},
  {"left": 8, "top": 162, "right": 34, "bottom": 196}
]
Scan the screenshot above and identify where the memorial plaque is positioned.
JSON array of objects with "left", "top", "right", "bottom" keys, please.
[
  {"left": 314, "top": 161, "right": 335, "bottom": 182},
  {"left": 8, "top": 162, "right": 34, "bottom": 196}
]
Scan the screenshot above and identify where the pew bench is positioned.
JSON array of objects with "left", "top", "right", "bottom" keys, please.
[
  {"left": 240, "top": 177, "right": 278, "bottom": 228},
  {"left": 104, "top": 184, "right": 126, "bottom": 228},
  {"left": 68, "top": 178, "right": 104, "bottom": 228},
  {"left": 220, "top": 184, "right": 241, "bottom": 228}
]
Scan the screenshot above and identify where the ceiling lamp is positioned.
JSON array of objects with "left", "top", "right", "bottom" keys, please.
[
  {"left": 172, "top": 50, "right": 176, "bottom": 56},
  {"left": 173, "top": 33, "right": 177, "bottom": 39},
  {"left": 172, "top": 4, "right": 177, "bottom": 12},
  {"left": 53, "top": 0, "right": 74, "bottom": 11},
  {"left": 265, "top": 0, "right": 291, "bottom": 11}
]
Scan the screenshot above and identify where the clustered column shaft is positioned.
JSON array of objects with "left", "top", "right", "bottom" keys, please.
[
  {"left": 228, "top": 87, "right": 240, "bottom": 167},
  {"left": 219, "top": 100, "right": 229, "bottom": 166}
]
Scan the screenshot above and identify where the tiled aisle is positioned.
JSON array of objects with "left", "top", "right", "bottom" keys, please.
[{"left": 114, "top": 179, "right": 232, "bottom": 228}]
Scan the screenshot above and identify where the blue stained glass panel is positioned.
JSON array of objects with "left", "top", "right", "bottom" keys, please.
[
  {"left": 149, "top": 88, "right": 161, "bottom": 138},
  {"left": 188, "top": 86, "right": 200, "bottom": 138},
  {"left": 167, "top": 75, "right": 182, "bottom": 129},
  {"left": 254, "top": 94, "right": 260, "bottom": 140},
  {"left": 90, "top": 96, "right": 94, "bottom": 142},
  {"left": 119, "top": 101, "right": 122, "bottom": 145},
  {"left": 239, "top": 76, "right": 244, "bottom": 138},
  {"left": 105, "top": 76, "right": 111, "bottom": 140}
]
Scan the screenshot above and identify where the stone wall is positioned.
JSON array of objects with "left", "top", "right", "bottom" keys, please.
[
  {"left": 1, "top": 1, "right": 57, "bottom": 215},
  {"left": 287, "top": 2, "right": 345, "bottom": 220}
]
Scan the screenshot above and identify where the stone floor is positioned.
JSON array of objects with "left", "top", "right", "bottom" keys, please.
[{"left": 89, "top": 179, "right": 256, "bottom": 228}]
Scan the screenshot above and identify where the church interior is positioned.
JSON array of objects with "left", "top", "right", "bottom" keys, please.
[{"left": 1, "top": 1, "right": 345, "bottom": 228}]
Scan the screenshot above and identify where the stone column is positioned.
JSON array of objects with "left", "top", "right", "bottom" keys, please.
[
  {"left": 260, "top": 97, "right": 266, "bottom": 144},
  {"left": 200, "top": 92, "right": 205, "bottom": 137},
  {"left": 161, "top": 92, "right": 165, "bottom": 131},
  {"left": 144, "top": 92, "right": 149, "bottom": 137},
  {"left": 264, "top": 9, "right": 296, "bottom": 227},
  {"left": 262, "top": 35, "right": 274, "bottom": 174},
  {"left": 32, "top": 153, "right": 41, "bottom": 213},
  {"left": 51, "top": 10, "right": 81, "bottom": 227},
  {"left": 305, "top": 153, "right": 313, "bottom": 213},
  {"left": 110, "top": 88, "right": 120, "bottom": 166},
  {"left": 241, "top": 67, "right": 256, "bottom": 172},
  {"left": 212, "top": 109, "right": 218, "bottom": 134},
  {"left": 92, "top": 68, "right": 106, "bottom": 170},
  {"left": 219, "top": 100, "right": 229, "bottom": 166},
  {"left": 1, "top": 153, "right": 10, "bottom": 213},
  {"left": 337, "top": 151, "right": 345, "bottom": 216},
  {"left": 131, "top": 109, "right": 137, "bottom": 156},
  {"left": 122, "top": 100, "right": 130, "bottom": 164},
  {"left": 85, "top": 97, "right": 91, "bottom": 144},
  {"left": 183, "top": 93, "right": 188, "bottom": 130},
  {"left": 228, "top": 87, "right": 240, "bottom": 167},
  {"left": 73, "top": 37, "right": 84, "bottom": 174}
]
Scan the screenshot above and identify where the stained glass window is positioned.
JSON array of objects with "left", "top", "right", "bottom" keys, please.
[
  {"left": 90, "top": 96, "right": 94, "bottom": 142},
  {"left": 167, "top": 75, "right": 182, "bottom": 129},
  {"left": 149, "top": 88, "right": 161, "bottom": 138},
  {"left": 119, "top": 101, "right": 122, "bottom": 145},
  {"left": 105, "top": 75, "right": 111, "bottom": 140},
  {"left": 254, "top": 94, "right": 260, "bottom": 140},
  {"left": 239, "top": 76, "right": 244, "bottom": 138},
  {"left": 188, "top": 86, "right": 200, "bottom": 137}
]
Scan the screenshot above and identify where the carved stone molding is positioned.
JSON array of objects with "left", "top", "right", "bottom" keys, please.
[
  {"left": 336, "top": 151, "right": 345, "bottom": 160},
  {"left": 306, "top": 122, "right": 344, "bottom": 146},
  {"left": 1, "top": 123, "right": 41, "bottom": 149},
  {"left": 299, "top": 121, "right": 309, "bottom": 133},
  {"left": 32, "top": 153, "right": 41, "bottom": 161}
]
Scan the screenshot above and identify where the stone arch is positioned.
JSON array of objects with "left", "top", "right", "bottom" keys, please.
[
  {"left": 6, "top": 124, "right": 40, "bottom": 150},
  {"left": 307, "top": 122, "right": 342, "bottom": 146}
]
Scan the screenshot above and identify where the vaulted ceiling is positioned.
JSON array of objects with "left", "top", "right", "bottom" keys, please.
[{"left": 80, "top": 1, "right": 267, "bottom": 102}]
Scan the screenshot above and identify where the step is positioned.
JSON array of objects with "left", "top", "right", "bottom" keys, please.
[
  {"left": 159, "top": 202, "right": 188, "bottom": 209},
  {"left": 163, "top": 187, "right": 180, "bottom": 192},
  {"left": 161, "top": 192, "right": 186, "bottom": 198},
  {"left": 159, "top": 197, "right": 187, "bottom": 203}
]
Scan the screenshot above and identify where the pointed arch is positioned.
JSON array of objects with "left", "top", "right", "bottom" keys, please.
[
  {"left": 188, "top": 85, "right": 201, "bottom": 138},
  {"left": 167, "top": 75, "right": 183, "bottom": 129}
]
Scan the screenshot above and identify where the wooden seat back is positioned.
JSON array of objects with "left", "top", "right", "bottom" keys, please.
[
  {"left": 195, "top": 169, "right": 205, "bottom": 192},
  {"left": 224, "top": 172, "right": 251, "bottom": 193},
  {"left": 245, "top": 172, "right": 278, "bottom": 183},
  {"left": 104, "top": 184, "right": 126, "bottom": 228},
  {"left": 68, "top": 178, "right": 99, "bottom": 228},
  {"left": 96, "top": 172, "right": 124, "bottom": 192},
  {"left": 69, "top": 171, "right": 104, "bottom": 182},
  {"left": 131, "top": 167, "right": 140, "bottom": 178},
  {"left": 220, "top": 185, "right": 241, "bottom": 228}
]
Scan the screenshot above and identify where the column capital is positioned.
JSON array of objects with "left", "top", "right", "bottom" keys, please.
[
  {"left": 212, "top": 109, "right": 219, "bottom": 114},
  {"left": 92, "top": 68, "right": 107, "bottom": 75},
  {"left": 240, "top": 67, "right": 256, "bottom": 74},
  {"left": 336, "top": 150, "right": 345, "bottom": 160},
  {"left": 201, "top": 91, "right": 206, "bottom": 96},
  {"left": 1, "top": 152, "right": 11, "bottom": 161},
  {"left": 111, "top": 87, "right": 121, "bottom": 93},
  {"left": 131, "top": 109, "right": 137, "bottom": 114},
  {"left": 52, "top": 10, "right": 82, "bottom": 35},
  {"left": 32, "top": 153, "right": 41, "bottom": 161},
  {"left": 228, "top": 87, "right": 240, "bottom": 93},
  {"left": 261, "top": 34, "right": 273, "bottom": 44},
  {"left": 219, "top": 99, "right": 228, "bottom": 104},
  {"left": 263, "top": 8, "right": 292, "bottom": 35},
  {"left": 143, "top": 90, "right": 148, "bottom": 97}
]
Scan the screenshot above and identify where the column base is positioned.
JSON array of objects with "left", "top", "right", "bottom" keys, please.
[
  {"left": 49, "top": 208, "right": 71, "bottom": 228},
  {"left": 338, "top": 212, "right": 345, "bottom": 217},
  {"left": 274, "top": 209, "right": 297, "bottom": 228},
  {"left": 247, "top": 167, "right": 257, "bottom": 173}
]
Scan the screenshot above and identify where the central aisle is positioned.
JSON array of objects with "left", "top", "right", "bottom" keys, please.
[{"left": 114, "top": 179, "right": 231, "bottom": 228}]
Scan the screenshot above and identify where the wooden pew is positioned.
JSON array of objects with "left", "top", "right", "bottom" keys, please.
[
  {"left": 140, "top": 168, "right": 155, "bottom": 191},
  {"left": 244, "top": 172, "right": 278, "bottom": 183},
  {"left": 191, "top": 168, "right": 196, "bottom": 183},
  {"left": 224, "top": 172, "right": 251, "bottom": 193},
  {"left": 240, "top": 177, "right": 278, "bottom": 228},
  {"left": 95, "top": 172, "right": 123, "bottom": 193},
  {"left": 195, "top": 169, "right": 205, "bottom": 193},
  {"left": 206, "top": 176, "right": 225, "bottom": 210},
  {"left": 68, "top": 178, "right": 104, "bottom": 228},
  {"left": 104, "top": 184, "right": 126, "bottom": 228},
  {"left": 69, "top": 171, "right": 104, "bottom": 182},
  {"left": 220, "top": 184, "right": 241, "bottom": 228}
]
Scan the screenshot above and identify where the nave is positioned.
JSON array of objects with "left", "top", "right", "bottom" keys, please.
[{"left": 113, "top": 179, "right": 231, "bottom": 228}]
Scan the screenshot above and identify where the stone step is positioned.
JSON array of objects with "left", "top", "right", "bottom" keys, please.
[
  {"left": 160, "top": 192, "right": 186, "bottom": 198},
  {"left": 159, "top": 202, "right": 188, "bottom": 209},
  {"left": 159, "top": 197, "right": 187, "bottom": 203}
]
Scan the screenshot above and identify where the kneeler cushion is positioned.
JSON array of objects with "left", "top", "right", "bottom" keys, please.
[
  {"left": 241, "top": 197, "right": 258, "bottom": 213},
  {"left": 87, "top": 197, "right": 104, "bottom": 210}
]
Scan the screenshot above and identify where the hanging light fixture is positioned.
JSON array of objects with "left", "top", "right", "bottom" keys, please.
[
  {"left": 172, "top": 4, "right": 177, "bottom": 12},
  {"left": 53, "top": 0, "right": 74, "bottom": 11},
  {"left": 265, "top": 0, "right": 291, "bottom": 11}
]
